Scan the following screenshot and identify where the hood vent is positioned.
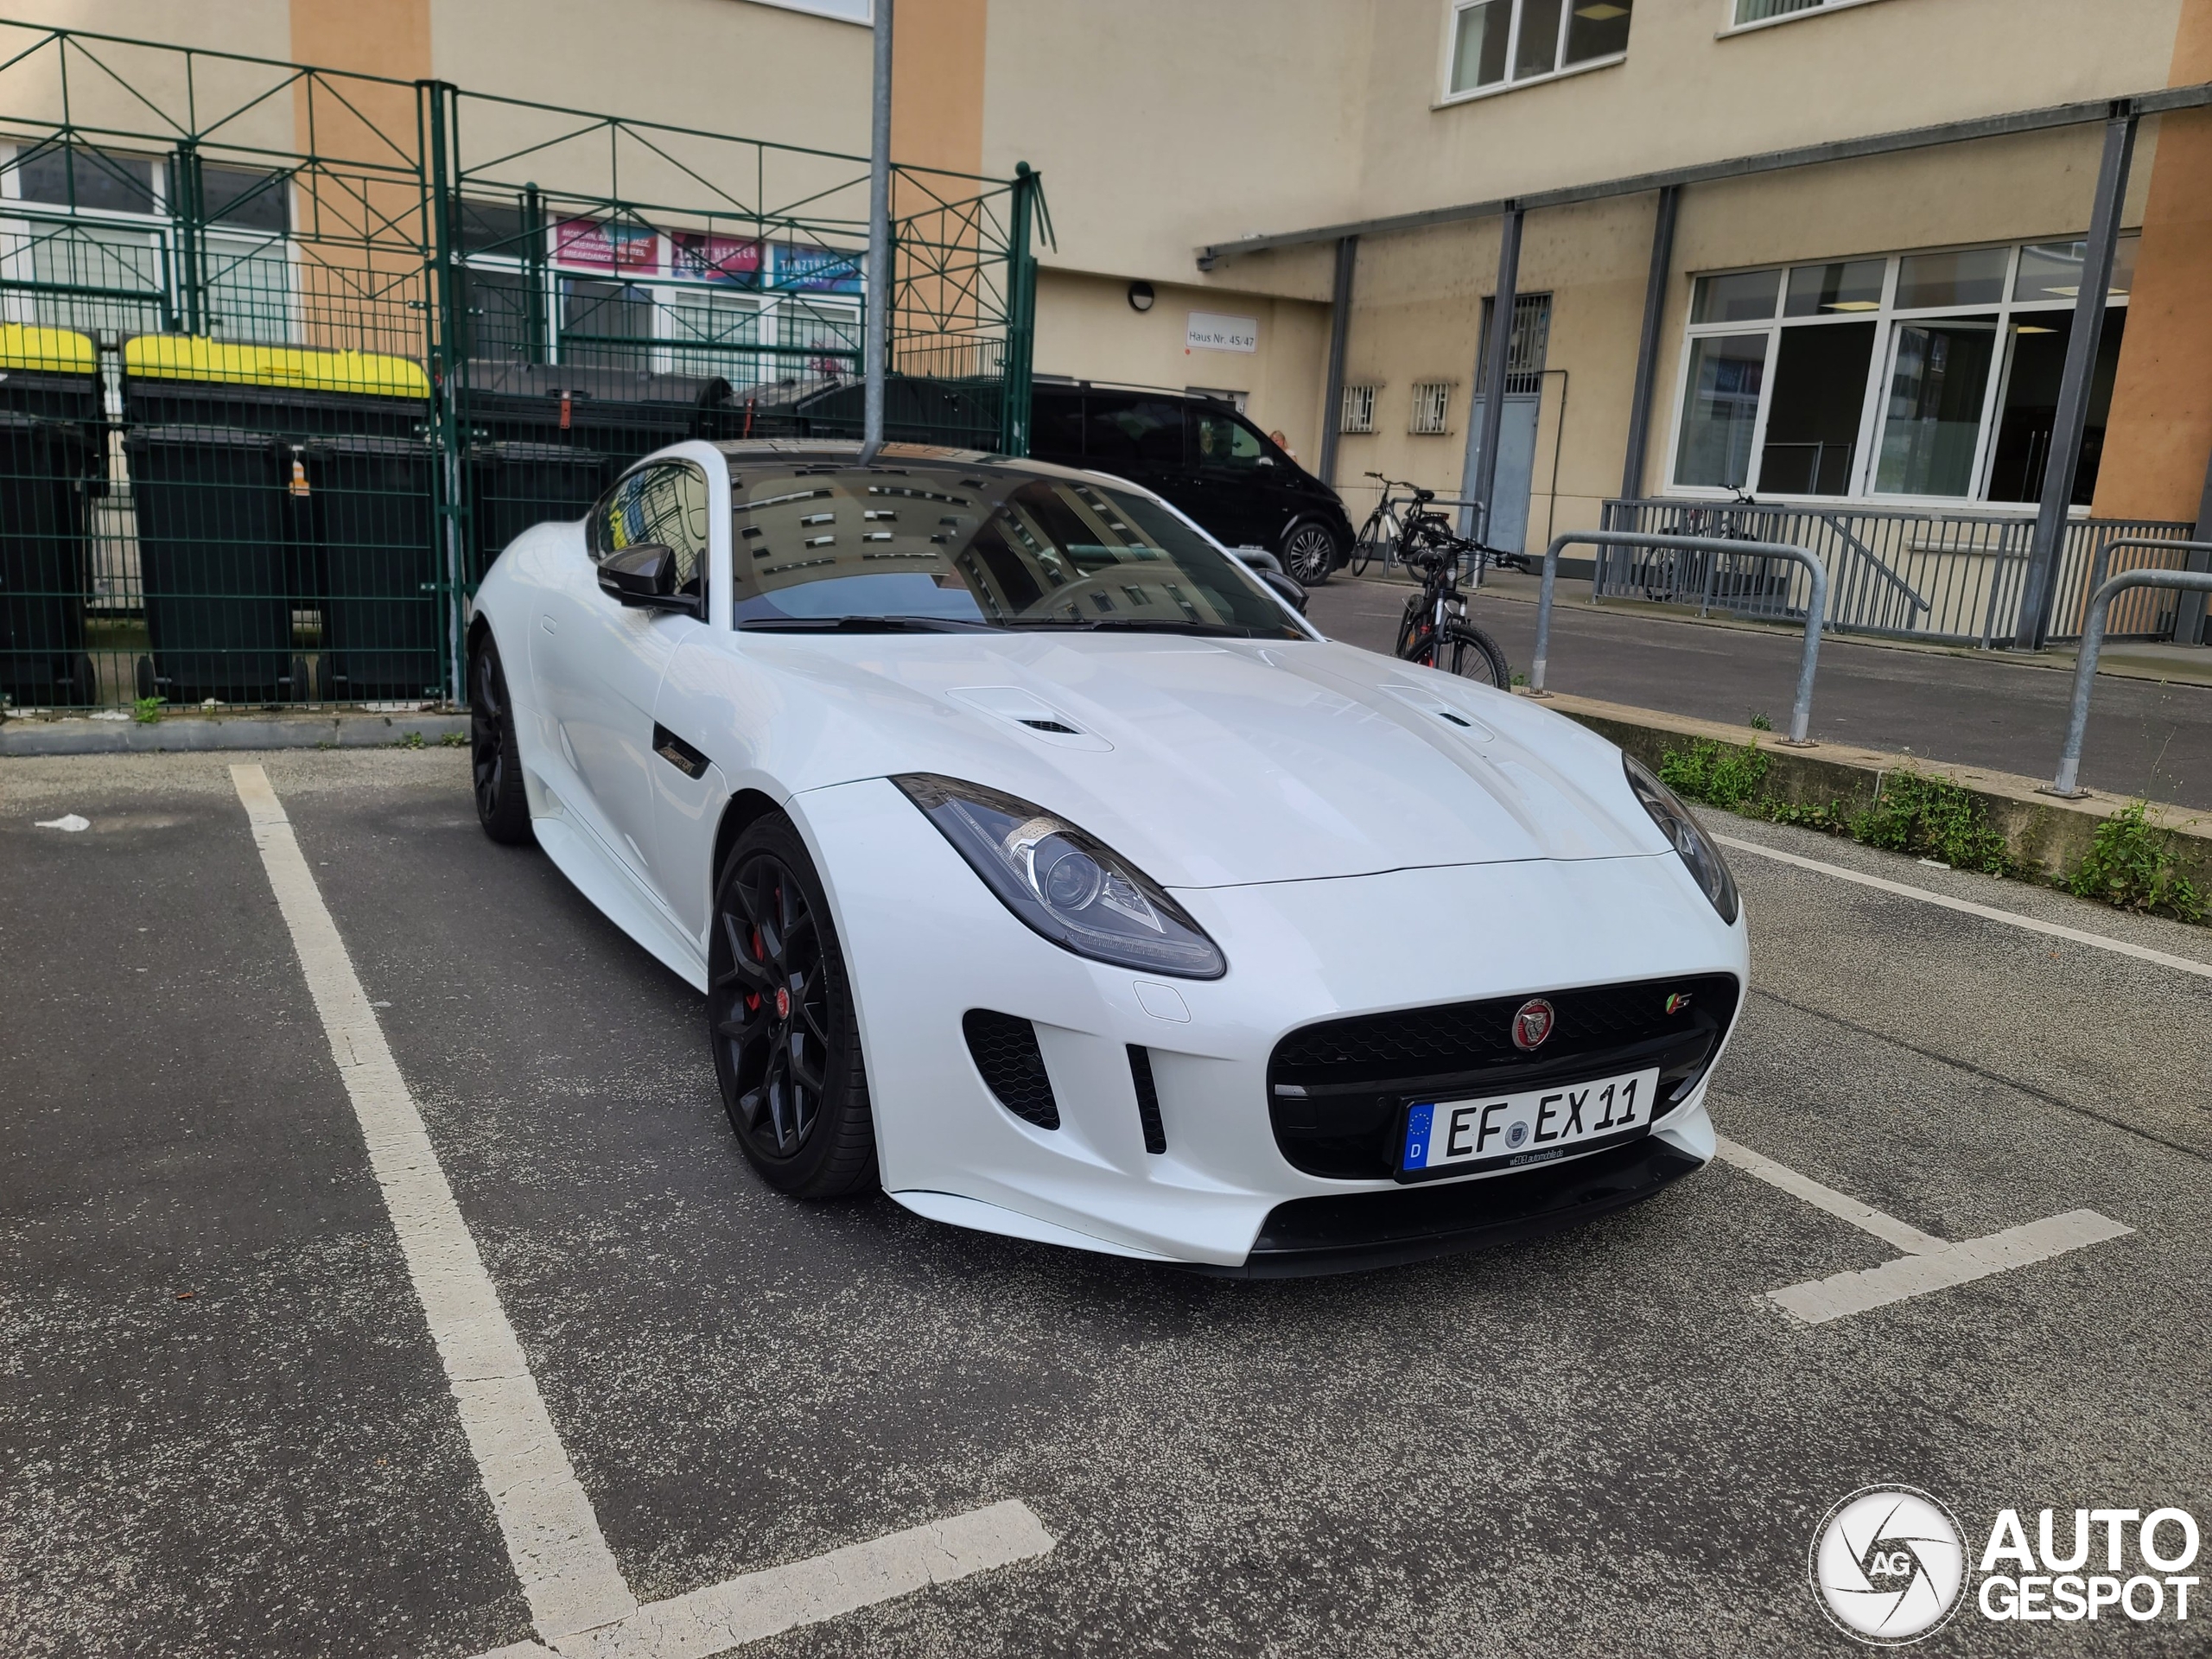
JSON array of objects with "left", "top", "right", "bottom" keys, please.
[{"left": 949, "top": 685, "right": 1112, "bottom": 751}]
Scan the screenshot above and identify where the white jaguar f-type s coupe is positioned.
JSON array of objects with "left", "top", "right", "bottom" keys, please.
[{"left": 467, "top": 441, "right": 1747, "bottom": 1273}]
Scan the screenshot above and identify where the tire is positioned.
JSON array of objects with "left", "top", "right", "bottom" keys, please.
[
  {"left": 708, "top": 814, "right": 877, "bottom": 1198},
  {"left": 1281, "top": 520, "right": 1339, "bottom": 587},
  {"left": 1434, "top": 622, "right": 1511, "bottom": 689},
  {"left": 468, "top": 635, "right": 534, "bottom": 845},
  {"left": 1349, "top": 529, "right": 1378, "bottom": 577}
]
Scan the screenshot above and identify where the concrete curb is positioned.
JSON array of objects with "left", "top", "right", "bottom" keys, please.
[
  {"left": 0, "top": 711, "right": 469, "bottom": 756},
  {"left": 1533, "top": 690, "right": 2212, "bottom": 887}
]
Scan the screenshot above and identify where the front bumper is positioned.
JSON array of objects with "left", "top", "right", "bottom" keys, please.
[{"left": 798, "top": 777, "right": 1747, "bottom": 1269}]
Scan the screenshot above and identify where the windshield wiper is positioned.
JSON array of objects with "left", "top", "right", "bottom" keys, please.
[
  {"left": 1005, "top": 617, "right": 1259, "bottom": 639},
  {"left": 737, "top": 614, "right": 995, "bottom": 633}
]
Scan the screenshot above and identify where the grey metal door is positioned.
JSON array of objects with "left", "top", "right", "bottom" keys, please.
[{"left": 1459, "top": 392, "right": 1541, "bottom": 553}]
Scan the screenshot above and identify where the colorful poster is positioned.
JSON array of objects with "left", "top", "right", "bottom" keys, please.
[
  {"left": 669, "top": 231, "right": 764, "bottom": 287},
  {"left": 554, "top": 216, "right": 660, "bottom": 273},
  {"left": 772, "top": 242, "right": 864, "bottom": 296}
]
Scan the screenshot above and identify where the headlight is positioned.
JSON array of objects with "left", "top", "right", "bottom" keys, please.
[
  {"left": 1623, "top": 753, "right": 1739, "bottom": 925},
  {"left": 893, "top": 772, "right": 1228, "bottom": 978}
]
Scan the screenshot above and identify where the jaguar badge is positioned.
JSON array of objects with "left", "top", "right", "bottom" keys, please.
[{"left": 1510, "top": 997, "right": 1555, "bottom": 1051}]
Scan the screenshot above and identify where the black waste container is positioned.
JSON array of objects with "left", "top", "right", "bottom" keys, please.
[
  {"left": 0, "top": 414, "right": 99, "bottom": 707},
  {"left": 467, "top": 440, "right": 606, "bottom": 581},
  {"left": 124, "top": 337, "right": 430, "bottom": 441},
  {"left": 124, "top": 424, "right": 301, "bottom": 705},
  {"left": 307, "top": 434, "right": 440, "bottom": 702},
  {"left": 455, "top": 364, "right": 731, "bottom": 570},
  {"left": 0, "top": 327, "right": 105, "bottom": 707}
]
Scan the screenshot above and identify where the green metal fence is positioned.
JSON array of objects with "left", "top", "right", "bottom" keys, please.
[{"left": 0, "top": 24, "right": 1041, "bottom": 712}]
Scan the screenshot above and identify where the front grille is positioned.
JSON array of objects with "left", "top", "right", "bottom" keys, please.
[
  {"left": 963, "top": 1009, "right": 1059, "bottom": 1129},
  {"left": 1268, "top": 974, "right": 1739, "bottom": 1179}
]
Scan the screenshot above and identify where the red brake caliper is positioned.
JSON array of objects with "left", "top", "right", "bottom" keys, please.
[{"left": 744, "top": 925, "right": 764, "bottom": 1012}]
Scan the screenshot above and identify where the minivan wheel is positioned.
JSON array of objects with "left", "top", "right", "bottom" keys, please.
[{"left": 1281, "top": 521, "right": 1340, "bottom": 586}]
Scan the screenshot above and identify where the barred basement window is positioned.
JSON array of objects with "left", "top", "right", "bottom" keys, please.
[
  {"left": 1340, "top": 384, "right": 1377, "bottom": 435},
  {"left": 1410, "top": 381, "right": 1453, "bottom": 435}
]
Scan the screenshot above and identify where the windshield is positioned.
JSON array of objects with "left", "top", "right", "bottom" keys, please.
[{"left": 726, "top": 464, "right": 1302, "bottom": 638}]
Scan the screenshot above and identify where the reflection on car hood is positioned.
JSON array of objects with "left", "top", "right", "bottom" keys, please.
[{"left": 698, "top": 632, "right": 1666, "bottom": 888}]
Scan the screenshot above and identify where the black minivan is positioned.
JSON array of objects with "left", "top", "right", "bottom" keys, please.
[{"left": 1027, "top": 380, "right": 1355, "bottom": 583}]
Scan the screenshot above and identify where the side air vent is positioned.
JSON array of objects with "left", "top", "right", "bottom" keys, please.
[
  {"left": 1128, "top": 1046, "right": 1166, "bottom": 1154},
  {"left": 963, "top": 1010, "right": 1059, "bottom": 1129}
]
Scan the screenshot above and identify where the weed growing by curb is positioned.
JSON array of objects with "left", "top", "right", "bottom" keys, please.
[
  {"left": 1853, "top": 772, "right": 2014, "bottom": 874},
  {"left": 395, "top": 731, "right": 426, "bottom": 750},
  {"left": 1659, "top": 739, "right": 2016, "bottom": 873},
  {"left": 132, "top": 696, "right": 162, "bottom": 724},
  {"left": 1656, "top": 737, "right": 2206, "bottom": 924},
  {"left": 2065, "top": 800, "right": 2207, "bottom": 923},
  {"left": 1658, "top": 740, "right": 1770, "bottom": 812}
]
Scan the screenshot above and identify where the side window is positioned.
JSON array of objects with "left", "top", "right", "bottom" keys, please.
[
  {"left": 1083, "top": 395, "right": 1185, "bottom": 466},
  {"left": 593, "top": 462, "right": 712, "bottom": 601},
  {"left": 1192, "top": 410, "right": 1266, "bottom": 470}
]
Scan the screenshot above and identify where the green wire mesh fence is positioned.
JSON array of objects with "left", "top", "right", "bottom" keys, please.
[{"left": 0, "top": 24, "right": 1041, "bottom": 711}]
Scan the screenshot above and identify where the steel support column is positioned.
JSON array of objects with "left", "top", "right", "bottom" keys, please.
[
  {"left": 1318, "top": 233, "right": 1357, "bottom": 489},
  {"left": 2178, "top": 444, "right": 2212, "bottom": 645},
  {"left": 421, "top": 79, "right": 469, "bottom": 704},
  {"left": 2015, "top": 109, "right": 2137, "bottom": 650},
  {"left": 861, "top": 0, "right": 893, "bottom": 461},
  {"left": 1469, "top": 204, "right": 1522, "bottom": 542},
  {"left": 998, "top": 162, "right": 1039, "bottom": 457},
  {"left": 1620, "top": 184, "right": 1680, "bottom": 501}
]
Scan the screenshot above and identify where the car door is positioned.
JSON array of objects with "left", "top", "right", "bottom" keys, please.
[
  {"left": 1188, "top": 404, "right": 1279, "bottom": 548},
  {"left": 560, "top": 459, "right": 714, "bottom": 898}
]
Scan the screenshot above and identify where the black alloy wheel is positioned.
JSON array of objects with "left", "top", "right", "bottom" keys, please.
[
  {"left": 1281, "top": 521, "right": 1340, "bottom": 586},
  {"left": 469, "top": 637, "right": 533, "bottom": 844},
  {"left": 709, "top": 816, "right": 876, "bottom": 1197}
]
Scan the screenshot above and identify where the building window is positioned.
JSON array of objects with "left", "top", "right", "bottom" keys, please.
[
  {"left": 1410, "top": 381, "right": 1454, "bottom": 435},
  {"left": 1477, "top": 291, "right": 1554, "bottom": 393},
  {"left": 1668, "top": 235, "right": 2137, "bottom": 505},
  {"left": 1730, "top": 0, "right": 1883, "bottom": 28},
  {"left": 1447, "top": 0, "right": 1633, "bottom": 99},
  {"left": 1340, "top": 384, "right": 1377, "bottom": 435}
]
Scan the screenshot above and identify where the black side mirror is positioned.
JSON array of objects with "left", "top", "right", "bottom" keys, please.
[
  {"left": 598, "top": 543, "right": 700, "bottom": 617},
  {"left": 1259, "top": 569, "right": 1308, "bottom": 615}
]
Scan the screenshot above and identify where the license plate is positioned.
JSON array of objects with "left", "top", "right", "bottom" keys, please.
[{"left": 1400, "top": 1068, "right": 1661, "bottom": 1178}]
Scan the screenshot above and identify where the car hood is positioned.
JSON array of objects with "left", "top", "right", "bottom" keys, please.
[{"left": 701, "top": 632, "right": 1665, "bottom": 888}]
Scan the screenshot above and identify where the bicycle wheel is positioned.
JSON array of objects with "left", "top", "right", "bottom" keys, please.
[
  {"left": 1350, "top": 528, "right": 1378, "bottom": 577},
  {"left": 1434, "top": 622, "right": 1510, "bottom": 689}
]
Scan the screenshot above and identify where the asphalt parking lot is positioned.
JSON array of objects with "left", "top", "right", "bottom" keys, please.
[{"left": 4, "top": 747, "right": 2210, "bottom": 1657}]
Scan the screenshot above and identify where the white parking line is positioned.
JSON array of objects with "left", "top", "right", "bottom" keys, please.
[
  {"left": 1714, "top": 833, "right": 2212, "bottom": 982},
  {"left": 1713, "top": 1138, "right": 1948, "bottom": 1255},
  {"left": 1713, "top": 1135, "right": 2133, "bottom": 1325},
  {"left": 228, "top": 766, "right": 1052, "bottom": 1656},
  {"left": 1767, "top": 1211, "right": 2136, "bottom": 1325}
]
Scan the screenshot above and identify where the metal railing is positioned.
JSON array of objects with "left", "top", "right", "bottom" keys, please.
[
  {"left": 1531, "top": 531, "right": 1829, "bottom": 744},
  {"left": 2049, "top": 549, "right": 2212, "bottom": 796},
  {"left": 1598, "top": 499, "right": 2196, "bottom": 646}
]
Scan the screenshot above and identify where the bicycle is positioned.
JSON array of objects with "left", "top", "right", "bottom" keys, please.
[
  {"left": 1390, "top": 492, "right": 1512, "bottom": 688},
  {"left": 1349, "top": 473, "right": 1416, "bottom": 577}
]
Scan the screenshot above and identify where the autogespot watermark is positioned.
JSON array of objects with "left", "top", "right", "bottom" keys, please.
[{"left": 1809, "top": 1484, "right": 2202, "bottom": 1645}]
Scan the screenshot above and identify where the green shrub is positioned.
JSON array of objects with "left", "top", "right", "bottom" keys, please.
[
  {"left": 2066, "top": 800, "right": 2207, "bottom": 923},
  {"left": 1851, "top": 771, "right": 2014, "bottom": 874},
  {"left": 1658, "top": 739, "right": 1770, "bottom": 812}
]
